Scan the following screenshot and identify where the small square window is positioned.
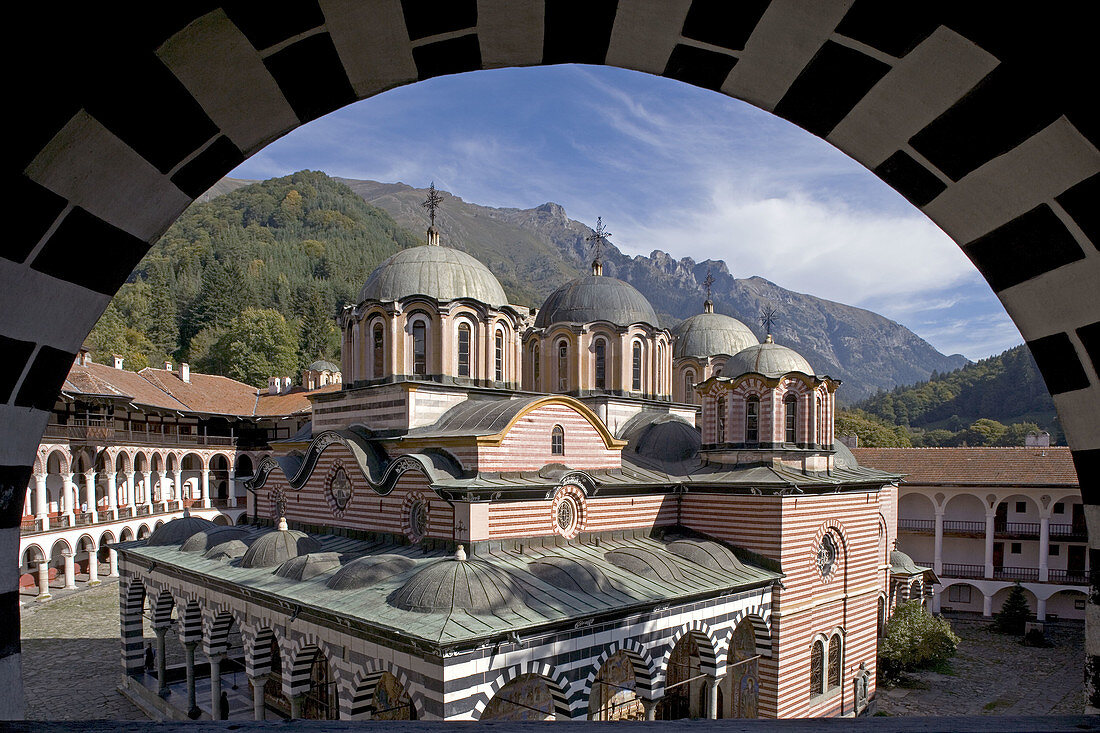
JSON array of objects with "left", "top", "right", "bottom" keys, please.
[
  {"left": 948, "top": 585, "right": 972, "bottom": 603},
  {"left": 1015, "top": 501, "right": 1027, "bottom": 513},
  {"left": 1049, "top": 545, "right": 1060, "bottom": 556},
  {"left": 1010, "top": 542, "right": 1022, "bottom": 554},
  {"left": 1054, "top": 502, "right": 1065, "bottom": 514},
  {"left": 1075, "top": 599, "right": 1086, "bottom": 610}
]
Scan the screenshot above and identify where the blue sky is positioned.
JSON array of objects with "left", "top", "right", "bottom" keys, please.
[{"left": 231, "top": 64, "right": 1022, "bottom": 361}]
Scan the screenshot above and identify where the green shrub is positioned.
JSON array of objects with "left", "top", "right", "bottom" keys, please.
[
  {"left": 878, "top": 601, "right": 960, "bottom": 683},
  {"left": 993, "top": 582, "right": 1031, "bottom": 635}
]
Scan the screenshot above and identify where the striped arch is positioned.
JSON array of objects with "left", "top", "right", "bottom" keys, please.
[
  {"left": 724, "top": 612, "right": 773, "bottom": 660},
  {"left": 346, "top": 660, "right": 421, "bottom": 720},
  {"left": 659, "top": 621, "right": 720, "bottom": 687},
  {"left": 244, "top": 626, "right": 280, "bottom": 678},
  {"left": 203, "top": 609, "right": 239, "bottom": 656},
  {"left": 583, "top": 638, "right": 658, "bottom": 702},
  {"left": 284, "top": 636, "right": 333, "bottom": 699},
  {"left": 177, "top": 599, "right": 203, "bottom": 644},
  {"left": 119, "top": 580, "right": 147, "bottom": 674},
  {"left": 473, "top": 661, "right": 573, "bottom": 721},
  {"left": 149, "top": 589, "right": 175, "bottom": 630}
]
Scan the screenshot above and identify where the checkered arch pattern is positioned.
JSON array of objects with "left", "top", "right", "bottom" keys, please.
[{"left": 3, "top": 2, "right": 1099, "bottom": 718}]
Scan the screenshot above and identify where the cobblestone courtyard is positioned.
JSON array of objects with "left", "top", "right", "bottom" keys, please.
[{"left": 19, "top": 584, "right": 1087, "bottom": 720}]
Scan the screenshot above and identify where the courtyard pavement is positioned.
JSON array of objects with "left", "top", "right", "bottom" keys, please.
[{"left": 19, "top": 582, "right": 1088, "bottom": 720}]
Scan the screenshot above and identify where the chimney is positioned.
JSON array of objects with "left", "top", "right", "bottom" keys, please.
[
  {"left": 75, "top": 347, "right": 91, "bottom": 367},
  {"left": 163, "top": 360, "right": 172, "bottom": 371},
  {"left": 180, "top": 362, "right": 190, "bottom": 383},
  {"left": 112, "top": 355, "right": 124, "bottom": 370},
  {"left": 268, "top": 376, "right": 280, "bottom": 395},
  {"left": 1026, "top": 431, "right": 1051, "bottom": 448}
]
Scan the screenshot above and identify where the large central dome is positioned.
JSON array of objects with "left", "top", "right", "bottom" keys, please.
[
  {"left": 358, "top": 245, "right": 508, "bottom": 307},
  {"left": 535, "top": 275, "right": 659, "bottom": 328}
]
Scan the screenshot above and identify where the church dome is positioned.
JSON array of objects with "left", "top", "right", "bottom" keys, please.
[
  {"left": 357, "top": 246, "right": 507, "bottom": 307},
  {"left": 307, "top": 359, "right": 340, "bottom": 373},
  {"left": 146, "top": 513, "right": 217, "bottom": 546},
  {"left": 239, "top": 520, "right": 322, "bottom": 569},
  {"left": 389, "top": 552, "right": 526, "bottom": 614},
  {"left": 327, "top": 554, "right": 416, "bottom": 590},
  {"left": 180, "top": 526, "right": 248, "bottom": 553},
  {"left": 724, "top": 337, "right": 814, "bottom": 378},
  {"left": 671, "top": 312, "right": 758, "bottom": 359},
  {"left": 534, "top": 275, "right": 659, "bottom": 328}
]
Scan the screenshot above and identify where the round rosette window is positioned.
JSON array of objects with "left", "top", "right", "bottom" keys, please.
[
  {"left": 407, "top": 499, "right": 429, "bottom": 542},
  {"left": 551, "top": 486, "right": 586, "bottom": 539},
  {"left": 815, "top": 533, "right": 839, "bottom": 580}
]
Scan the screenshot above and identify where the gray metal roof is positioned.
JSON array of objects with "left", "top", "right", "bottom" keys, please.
[
  {"left": 403, "top": 395, "right": 543, "bottom": 439},
  {"left": 358, "top": 245, "right": 508, "bottom": 307},
  {"left": 239, "top": 528, "right": 322, "bottom": 568},
  {"left": 724, "top": 339, "right": 814, "bottom": 379},
  {"left": 534, "top": 275, "right": 659, "bottom": 328},
  {"left": 121, "top": 527, "right": 779, "bottom": 646},
  {"left": 671, "top": 312, "right": 758, "bottom": 359},
  {"left": 146, "top": 515, "right": 216, "bottom": 546},
  {"left": 620, "top": 412, "right": 701, "bottom": 469},
  {"left": 307, "top": 360, "right": 340, "bottom": 373}
]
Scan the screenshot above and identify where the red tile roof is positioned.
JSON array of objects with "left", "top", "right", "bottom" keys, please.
[
  {"left": 852, "top": 447, "right": 1079, "bottom": 487},
  {"left": 61, "top": 361, "right": 335, "bottom": 419}
]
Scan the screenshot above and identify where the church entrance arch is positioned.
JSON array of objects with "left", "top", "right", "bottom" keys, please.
[
  {"left": 481, "top": 673, "right": 556, "bottom": 722},
  {"left": 588, "top": 650, "right": 643, "bottom": 720},
  {"left": 659, "top": 632, "right": 710, "bottom": 720}
]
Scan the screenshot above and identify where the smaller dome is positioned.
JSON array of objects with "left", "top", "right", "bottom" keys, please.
[
  {"left": 389, "top": 556, "right": 527, "bottom": 614},
  {"left": 527, "top": 557, "right": 615, "bottom": 594},
  {"left": 665, "top": 539, "right": 744, "bottom": 573},
  {"left": 203, "top": 539, "right": 249, "bottom": 562},
  {"left": 307, "top": 359, "right": 340, "bottom": 373},
  {"left": 239, "top": 523, "right": 322, "bottom": 569},
  {"left": 327, "top": 554, "right": 417, "bottom": 590},
  {"left": 623, "top": 414, "right": 700, "bottom": 463},
  {"left": 274, "top": 552, "right": 343, "bottom": 581},
  {"left": 671, "top": 312, "right": 758, "bottom": 359},
  {"left": 180, "top": 527, "right": 248, "bottom": 553},
  {"left": 534, "top": 275, "right": 659, "bottom": 328},
  {"left": 724, "top": 337, "right": 814, "bottom": 378},
  {"left": 604, "top": 548, "right": 685, "bottom": 583},
  {"left": 146, "top": 513, "right": 217, "bottom": 547},
  {"left": 890, "top": 549, "right": 925, "bottom": 575}
]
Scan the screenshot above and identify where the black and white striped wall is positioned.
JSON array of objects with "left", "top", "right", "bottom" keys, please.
[{"left": 4, "top": 2, "right": 1098, "bottom": 718}]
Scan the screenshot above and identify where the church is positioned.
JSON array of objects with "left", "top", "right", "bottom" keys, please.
[{"left": 115, "top": 205, "right": 905, "bottom": 721}]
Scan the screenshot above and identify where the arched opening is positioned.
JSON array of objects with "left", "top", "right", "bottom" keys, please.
[
  {"left": 300, "top": 648, "right": 337, "bottom": 720},
  {"left": 556, "top": 339, "right": 569, "bottom": 392},
  {"left": 410, "top": 318, "right": 428, "bottom": 377},
  {"left": 589, "top": 650, "right": 643, "bottom": 720},
  {"left": 631, "top": 341, "right": 643, "bottom": 392},
  {"left": 137, "top": 524, "right": 152, "bottom": 540},
  {"left": 481, "top": 673, "right": 556, "bottom": 721},
  {"left": 180, "top": 453, "right": 203, "bottom": 503},
  {"left": 1046, "top": 589, "right": 1088, "bottom": 620},
  {"left": 234, "top": 454, "right": 254, "bottom": 480},
  {"left": 368, "top": 671, "right": 416, "bottom": 721},
  {"left": 209, "top": 453, "right": 231, "bottom": 505},
  {"left": 716, "top": 395, "right": 728, "bottom": 444},
  {"left": 745, "top": 395, "right": 759, "bottom": 443},
  {"left": 494, "top": 327, "right": 505, "bottom": 383},
  {"left": 457, "top": 322, "right": 472, "bottom": 378},
  {"left": 372, "top": 321, "right": 385, "bottom": 379},
  {"left": 784, "top": 392, "right": 798, "bottom": 444},
  {"left": 551, "top": 425, "right": 565, "bottom": 456},
  {"left": 726, "top": 621, "right": 758, "bottom": 719},
  {"left": 659, "top": 633, "right": 707, "bottom": 720},
  {"left": 594, "top": 338, "right": 607, "bottom": 390}
]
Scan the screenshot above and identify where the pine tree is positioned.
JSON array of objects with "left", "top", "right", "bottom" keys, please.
[{"left": 993, "top": 582, "right": 1031, "bottom": 634}]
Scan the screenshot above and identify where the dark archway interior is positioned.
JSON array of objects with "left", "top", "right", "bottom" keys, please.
[{"left": 5, "top": 2, "right": 1098, "bottom": 719}]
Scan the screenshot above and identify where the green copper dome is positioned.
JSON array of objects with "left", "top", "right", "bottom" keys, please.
[
  {"left": 535, "top": 275, "right": 659, "bottom": 328},
  {"left": 724, "top": 338, "right": 814, "bottom": 378},
  {"left": 671, "top": 312, "right": 758, "bottom": 359},
  {"left": 358, "top": 246, "right": 507, "bottom": 307},
  {"left": 389, "top": 555, "right": 526, "bottom": 614}
]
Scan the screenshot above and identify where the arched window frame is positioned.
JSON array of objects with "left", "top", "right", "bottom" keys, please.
[
  {"left": 408, "top": 314, "right": 430, "bottom": 376},
  {"left": 494, "top": 327, "right": 505, "bottom": 383},
  {"left": 784, "top": 391, "right": 798, "bottom": 444},
  {"left": 371, "top": 319, "right": 385, "bottom": 379},
  {"left": 556, "top": 339, "right": 569, "bottom": 392},
  {"left": 594, "top": 337, "right": 607, "bottom": 390},
  {"left": 457, "top": 321, "right": 473, "bottom": 378},
  {"left": 631, "top": 340, "right": 643, "bottom": 392},
  {"left": 809, "top": 639, "right": 825, "bottom": 697},
  {"left": 551, "top": 425, "right": 565, "bottom": 456},
  {"left": 827, "top": 633, "right": 842, "bottom": 690},
  {"left": 716, "top": 394, "right": 728, "bottom": 443},
  {"left": 745, "top": 394, "right": 760, "bottom": 443},
  {"left": 684, "top": 370, "right": 695, "bottom": 402},
  {"left": 531, "top": 342, "right": 540, "bottom": 388}
]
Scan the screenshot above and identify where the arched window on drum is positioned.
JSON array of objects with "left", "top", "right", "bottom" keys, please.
[{"left": 551, "top": 425, "right": 565, "bottom": 456}]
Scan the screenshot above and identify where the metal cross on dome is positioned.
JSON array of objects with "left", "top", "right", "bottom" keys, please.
[
  {"left": 703, "top": 270, "right": 715, "bottom": 301},
  {"left": 421, "top": 181, "right": 444, "bottom": 226},
  {"left": 760, "top": 304, "right": 779, "bottom": 335},
  {"left": 586, "top": 217, "right": 611, "bottom": 261}
]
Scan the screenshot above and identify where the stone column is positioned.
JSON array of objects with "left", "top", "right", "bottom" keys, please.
[
  {"left": 35, "top": 561, "right": 51, "bottom": 601},
  {"left": 62, "top": 473, "right": 75, "bottom": 523},
  {"left": 1037, "top": 596, "right": 1047, "bottom": 621},
  {"left": 125, "top": 471, "right": 135, "bottom": 507},
  {"left": 159, "top": 471, "right": 170, "bottom": 507},
  {"left": 250, "top": 675, "right": 268, "bottom": 720},
  {"left": 208, "top": 653, "right": 225, "bottom": 719},
  {"left": 183, "top": 641, "right": 199, "bottom": 718},
  {"left": 154, "top": 627, "right": 169, "bottom": 697},
  {"left": 289, "top": 694, "right": 303, "bottom": 719},
  {"left": 107, "top": 547, "right": 119, "bottom": 577},
  {"left": 228, "top": 470, "right": 237, "bottom": 508},
  {"left": 641, "top": 697, "right": 658, "bottom": 721},
  {"left": 83, "top": 471, "right": 96, "bottom": 519},
  {"left": 86, "top": 548, "right": 99, "bottom": 585},
  {"left": 1039, "top": 516, "right": 1051, "bottom": 582},
  {"left": 984, "top": 510, "right": 996, "bottom": 579},
  {"left": 201, "top": 468, "right": 211, "bottom": 508},
  {"left": 933, "top": 510, "right": 944, "bottom": 576},
  {"left": 706, "top": 677, "right": 720, "bottom": 720},
  {"left": 62, "top": 551, "right": 75, "bottom": 589},
  {"left": 144, "top": 471, "right": 154, "bottom": 507},
  {"left": 34, "top": 474, "right": 49, "bottom": 530},
  {"left": 982, "top": 593, "right": 993, "bottom": 617},
  {"left": 106, "top": 472, "right": 118, "bottom": 518}
]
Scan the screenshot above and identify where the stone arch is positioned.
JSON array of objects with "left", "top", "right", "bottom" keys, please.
[
  {"left": 662, "top": 622, "right": 720, "bottom": 681},
  {"left": 120, "top": 580, "right": 148, "bottom": 673},
  {"left": 659, "top": 624, "right": 719, "bottom": 720},
  {"left": 119, "top": 527, "right": 134, "bottom": 542},
  {"left": 177, "top": 600, "right": 204, "bottom": 644},
  {"left": 20, "top": 544, "right": 45, "bottom": 570},
  {"left": 475, "top": 662, "right": 573, "bottom": 721},
  {"left": 347, "top": 661, "right": 421, "bottom": 720},
  {"left": 136, "top": 523, "right": 152, "bottom": 539},
  {"left": 584, "top": 638, "right": 659, "bottom": 711},
  {"left": 726, "top": 612, "right": 772, "bottom": 660},
  {"left": 203, "top": 609, "right": 240, "bottom": 656},
  {"left": 939, "top": 580, "right": 986, "bottom": 613},
  {"left": 286, "top": 641, "right": 338, "bottom": 720}
]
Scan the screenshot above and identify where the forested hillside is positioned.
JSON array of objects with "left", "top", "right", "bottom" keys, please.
[
  {"left": 838, "top": 345, "right": 1059, "bottom": 446},
  {"left": 87, "top": 171, "right": 418, "bottom": 386}
]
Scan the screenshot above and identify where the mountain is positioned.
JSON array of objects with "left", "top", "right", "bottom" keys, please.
[
  {"left": 851, "top": 345, "right": 1058, "bottom": 440},
  {"left": 338, "top": 178, "right": 969, "bottom": 401}
]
